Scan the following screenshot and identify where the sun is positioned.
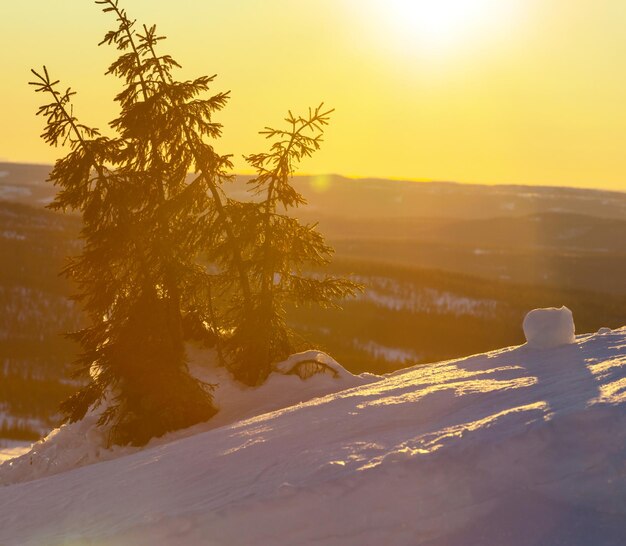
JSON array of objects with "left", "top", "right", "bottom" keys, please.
[{"left": 376, "top": 0, "right": 521, "bottom": 55}]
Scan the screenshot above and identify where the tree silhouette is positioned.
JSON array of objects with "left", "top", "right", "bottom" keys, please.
[
  {"left": 31, "top": 0, "right": 358, "bottom": 445},
  {"left": 29, "top": 0, "right": 228, "bottom": 444},
  {"left": 225, "top": 106, "right": 361, "bottom": 385}
]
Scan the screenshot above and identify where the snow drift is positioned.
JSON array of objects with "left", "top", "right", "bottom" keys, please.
[
  {"left": 1, "top": 323, "right": 626, "bottom": 545},
  {"left": 0, "top": 349, "right": 373, "bottom": 485}
]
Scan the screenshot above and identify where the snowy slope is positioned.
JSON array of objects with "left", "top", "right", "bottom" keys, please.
[
  {"left": 1, "top": 327, "right": 626, "bottom": 545},
  {"left": 0, "top": 349, "right": 374, "bottom": 485}
]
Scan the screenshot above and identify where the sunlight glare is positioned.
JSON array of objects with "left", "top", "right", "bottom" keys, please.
[{"left": 376, "top": 0, "right": 523, "bottom": 56}]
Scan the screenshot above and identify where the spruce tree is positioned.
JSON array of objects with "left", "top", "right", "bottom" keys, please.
[
  {"left": 225, "top": 106, "right": 361, "bottom": 385},
  {"left": 29, "top": 0, "right": 237, "bottom": 445}
]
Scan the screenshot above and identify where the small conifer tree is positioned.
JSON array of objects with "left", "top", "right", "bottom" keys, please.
[{"left": 224, "top": 106, "right": 361, "bottom": 385}]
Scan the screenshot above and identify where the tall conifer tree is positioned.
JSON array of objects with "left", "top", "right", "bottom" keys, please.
[{"left": 29, "top": 0, "right": 236, "bottom": 445}]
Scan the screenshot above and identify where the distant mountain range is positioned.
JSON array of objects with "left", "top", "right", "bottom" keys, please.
[{"left": 2, "top": 162, "right": 625, "bottom": 219}]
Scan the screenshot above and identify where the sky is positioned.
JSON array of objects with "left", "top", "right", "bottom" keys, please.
[{"left": 2, "top": 0, "right": 626, "bottom": 191}]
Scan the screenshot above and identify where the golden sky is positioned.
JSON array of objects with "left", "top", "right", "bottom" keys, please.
[{"left": 2, "top": 0, "right": 626, "bottom": 191}]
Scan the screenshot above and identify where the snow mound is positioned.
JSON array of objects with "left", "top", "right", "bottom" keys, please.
[
  {"left": 0, "top": 346, "right": 376, "bottom": 485},
  {"left": 274, "top": 350, "right": 353, "bottom": 379},
  {"left": 523, "top": 306, "right": 576, "bottom": 349},
  {"left": 0, "top": 411, "right": 131, "bottom": 486}
]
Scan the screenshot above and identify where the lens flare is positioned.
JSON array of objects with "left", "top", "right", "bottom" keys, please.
[{"left": 311, "top": 174, "right": 332, "bottom": 193}]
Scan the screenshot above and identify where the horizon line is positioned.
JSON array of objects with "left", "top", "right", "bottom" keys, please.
[{"left": 1, "top": 160, "right": 624, "bottom": 195}]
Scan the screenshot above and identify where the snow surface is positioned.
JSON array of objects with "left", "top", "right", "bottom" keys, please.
[
  {"left": 354, "top": 276, "right": 498, "bottom": 318},
  {"left": 0, "top": 185, "right": 31, "bottom": 199},
  {"left": 353, "top": 338, "right": 419, "bottom": 363},
  {"left": 523, "top": 306, "right": 576, "bottom": 349},
  {"left": 0, "top": 441, "right": 31, "bottom": 464},
  {"left": 0, "top": 230, "right": 26, "bottom": 240},
  {"left": 1, "top": 328, "right": 626, "bottom": 545}
]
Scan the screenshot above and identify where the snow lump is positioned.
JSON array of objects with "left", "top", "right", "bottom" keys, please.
[{"left": 523, "top": 306, "right": 576, "bottom": 349}]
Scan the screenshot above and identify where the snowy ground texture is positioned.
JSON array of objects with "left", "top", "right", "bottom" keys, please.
[
  {"left": 0, "top": 440, "right": 31, "bottom": 464},
  {"left": 1, "top": 321, "right": 626, "bottom": 545}
]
